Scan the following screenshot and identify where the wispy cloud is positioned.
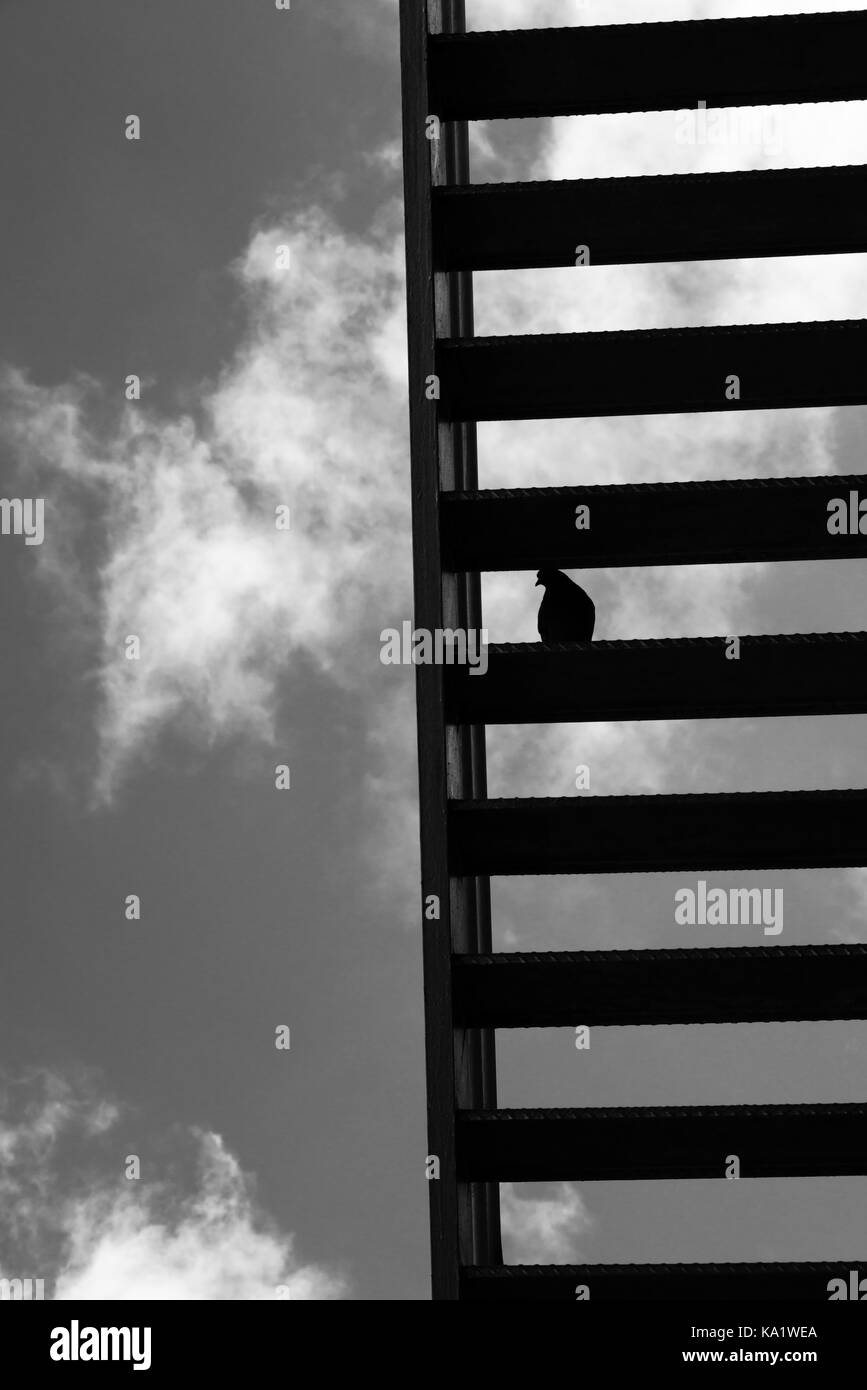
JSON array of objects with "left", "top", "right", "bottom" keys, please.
[
  {"left": 0, "top": 1071, "right": 346, "bottom": 1300},
  {"left": 3, "top": 0, "right": 865, "bottom": 934},
  {"left": 0, "top": 206, "right": 412, "bottom": 802},
  {"left": 500, "top": 1181, "right": 592, "bottom": 1263}
]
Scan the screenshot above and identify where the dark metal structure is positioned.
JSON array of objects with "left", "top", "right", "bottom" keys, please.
[{"left": 399, "top": 0, "right": 867, "bottom": 1300}]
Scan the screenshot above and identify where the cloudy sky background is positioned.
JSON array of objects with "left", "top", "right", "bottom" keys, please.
[{"left": 1, "top": 0, "right": 866, "bottom": 1299}]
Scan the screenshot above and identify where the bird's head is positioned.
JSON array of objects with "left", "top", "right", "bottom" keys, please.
[{"left": 535, "top": 568, "right": 560, "bottom": 588}]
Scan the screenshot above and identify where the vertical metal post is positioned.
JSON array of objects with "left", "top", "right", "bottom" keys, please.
[{"left": 399, "top": 0, "right": 501, "bottom": 1299}]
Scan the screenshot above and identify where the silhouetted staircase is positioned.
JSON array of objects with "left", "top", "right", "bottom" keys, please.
[{"left": 399, "top": 0, "right": 867, "bottom": 1300}]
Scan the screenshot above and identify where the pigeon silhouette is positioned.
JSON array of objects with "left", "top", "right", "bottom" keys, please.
[{"left": 536, "top": 569, "right": 595, "bottom": 642}]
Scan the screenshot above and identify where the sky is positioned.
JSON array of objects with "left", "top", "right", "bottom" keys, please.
[{"left": 1, "top": 0, "right": 866, "bottom": 1301}]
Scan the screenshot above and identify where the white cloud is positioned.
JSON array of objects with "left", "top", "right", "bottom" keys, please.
[
  {"left": 54, "top": 1132, "right": 344, "bottom": 1302},
  {"left": 2, "top": 0, "right": 864, "bottom": 914},
  {"left": 0, "top": 1072, "right": 346, "bottom": 1301},
  {"left": 467, "top": 0, "right": 864, "bottom": 28},
  {"left": 500, "top": 1181, "right": 592, "bottom": 1263},
  {"left": 0, "top": 206, "right": 412, "bottom": 802},
  {"left": 369, "top": 0, "right": 867, "bottom": 35}
]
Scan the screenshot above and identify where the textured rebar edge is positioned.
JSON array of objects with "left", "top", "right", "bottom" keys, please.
[
  {"left": 460, "top": 944, "right": 867, "bottom": 965},
  {"left": 485, "top": 632, "right": 867, "bottom": 653},
  {"left": 447, "top": 473, "right": 867, "bottom": 501},
  {"left": 442, "top": 319, "right": 867, "bottom": 347},
  {"left": 460, "top": 1103, "right": 867, "bottom": 1122},
  {"left": 453, "top": 788, "right": 867, "bottom": 805},
  {"left": 462, "top": 1259, "right": 867, "bottom": 1277},
  {"left": 439, "top": 166, "right": 867, "bottom": 194}
]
